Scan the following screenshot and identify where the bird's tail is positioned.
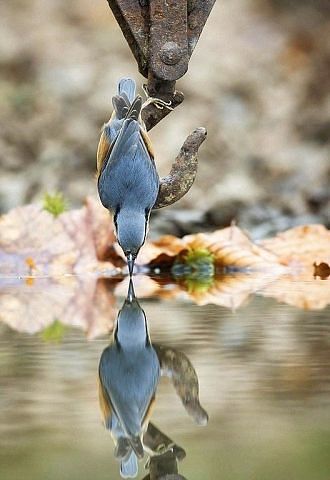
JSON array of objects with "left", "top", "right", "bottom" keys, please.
[
  {"left": 118, "top": 78, "right": 136, "bottom": 105},
  {"left": 113, "top": 78, "right": 142, "bottom": 121},
  {"left": 120, "top": 450, "right": 138, "bottom": 479}
]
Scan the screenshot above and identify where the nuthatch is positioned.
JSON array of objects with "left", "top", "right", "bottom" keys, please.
[
  {"left": 97, "top": 78, "right": 160, "bottom": 276},
  {"left": 98, "top": 281, "right": 160, "bottom": 478}
]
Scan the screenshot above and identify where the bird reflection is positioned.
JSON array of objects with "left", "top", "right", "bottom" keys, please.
[
  {"left": 99, "top": 280, "right": 160, "bottom": 477},
  {"left": 98, "top": 279, "right": 208, "bottom": 479}
]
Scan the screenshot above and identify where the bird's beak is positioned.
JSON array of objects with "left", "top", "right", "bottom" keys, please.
[
  {"left": 127, "top": 279, "right": 135, "bottom": 303},
  {"left": 127, "top": 252, "right": 135, "bottom": 277}
]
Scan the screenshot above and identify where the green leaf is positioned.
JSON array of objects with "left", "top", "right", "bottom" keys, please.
[{"left": 43, "top": 192, "right": 68, "bottom": 217}]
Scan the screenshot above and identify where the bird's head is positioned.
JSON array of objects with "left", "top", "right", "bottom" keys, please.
[
  {"left": 114, "top": 208, "right": 149, "bottom": 276},
  {"left": 115, "top": 280, "right": 149, "bottom": 347}
]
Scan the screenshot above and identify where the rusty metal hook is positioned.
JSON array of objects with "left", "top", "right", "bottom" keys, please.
[
  {"left": 153, "top": 127, "right": 207, "bottom": 209},
  {"left": 106, "top": 0, "right": 215, "bottom": 208}
]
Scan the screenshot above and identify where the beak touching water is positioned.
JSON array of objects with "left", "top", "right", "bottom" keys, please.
[
  {"left": 126, "top": 252, "right": 135, "bottom": 277},
  {"left": 127, "top": 279, "right": 135, "bottom": 303}
]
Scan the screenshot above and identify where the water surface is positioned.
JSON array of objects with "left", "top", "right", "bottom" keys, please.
[{"left": 0, "top": 276, "right": 329, "bottom": 480}]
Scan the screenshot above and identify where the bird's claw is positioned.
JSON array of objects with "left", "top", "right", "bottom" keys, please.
[
  {"left": 143, "top": 97, "right": 174, "bottom": 111},
  {"left": 142, "top": 84, "right": 174, "bottom": 111},
  {"left": 155, "top": 442, "right": 173, "bottom": 454}
]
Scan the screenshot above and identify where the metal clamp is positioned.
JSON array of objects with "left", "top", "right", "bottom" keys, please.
[{"left": 106, "top": 0, "right": 215, "bottom": 208}]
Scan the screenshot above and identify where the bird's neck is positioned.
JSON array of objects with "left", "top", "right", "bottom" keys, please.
[{"left": 116, "top": 317, "right": 149, "bottom": 349}]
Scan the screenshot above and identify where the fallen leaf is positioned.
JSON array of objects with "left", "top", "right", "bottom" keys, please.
[
  {"left": 259, "top": 225, "right": 330, "bottom": 273},
  {"left": 0, "top": 197, "right": 118, "bottom": 275},
  {"left": 1, "top": 199, "right": 329, "bottom": 311},
  {"left": 139, "top": 226, "right": 287, "bottom": 273},
  {"left": 84, "top": 197, "right": 117, "bottom": 262}
]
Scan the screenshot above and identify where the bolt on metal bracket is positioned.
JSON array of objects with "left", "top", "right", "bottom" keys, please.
[{"left": 106, "top": 0, "right": 216, "bottom": 208}]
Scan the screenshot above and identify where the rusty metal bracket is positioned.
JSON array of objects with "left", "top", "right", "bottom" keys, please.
[
  {"left": 149, "top": 0, "right": 189, "bottom": 82},
  {"left": 106, "top": 0, "right": 215, "bottom": 122},
  {"left": 106, "top": 0, "right": 216, "bottom": 82},
  {"left": 105, "top": 0, "right": 215, "bottom": 208}
]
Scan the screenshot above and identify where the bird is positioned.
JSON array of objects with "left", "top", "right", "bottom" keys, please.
[
  {"left": 97, "top": 77, "right": 160, "bottom": 276},
  {"left": 98, "top": 280, "right": 160, "bottom": 478}
]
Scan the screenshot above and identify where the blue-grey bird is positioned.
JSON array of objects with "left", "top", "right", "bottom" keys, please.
[
  {"left": 97, "top": 78, "right": 160, "bottom": 276},
  {"left": 98, "top": 280, "right": 160, "bottom": 478}
]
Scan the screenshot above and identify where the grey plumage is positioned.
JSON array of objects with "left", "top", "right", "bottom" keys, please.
[
  {"left": 97, "top": 78, "right": 160, "bottom": 270},
  {"left": 99, "top": 117, "right": 157, "bottom": 210}
]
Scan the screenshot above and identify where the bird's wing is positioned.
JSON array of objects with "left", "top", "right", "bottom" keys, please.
[
  {"left": 139, "top": 349, "right": 160, "bottom": 427},
  {"left": 99, "top": 346, "right": 138, "bottom": 434},
  {"left": 97, "top": 92, "right": 140, "bottom": 178},
  {"left": 97, "top": 117, "right": 141, "bottom": 188},
  {"left": 103, "top": 382, "right": 144, "bottom": 460},
  {"left": 140, "top": 127, "right": 155, "bottom": 160},
  {"left": 98, "top": 375, "right": 113, "bottom": 429},
  {"left": 105, "top": 118, "right": 141, "bottom": 169},
  {"left": 142, "top": 394, "right": 156, "bottom": 429},
  {"left": 125, "top": 96, "right": 142, "bottom": 121},
  {"left": 96, "top": 127, "right": 113, "bottom": 177}
]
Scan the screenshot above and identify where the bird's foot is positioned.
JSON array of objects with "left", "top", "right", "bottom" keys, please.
[
  {"left": 142, "top": 84, "right": 174, "bottom": 111},
  {"left": 156, "top": 442, "right": 175, "bottom": 455},
  {"left": 143, "top": 97, "right": 173, "bottom": 111}
]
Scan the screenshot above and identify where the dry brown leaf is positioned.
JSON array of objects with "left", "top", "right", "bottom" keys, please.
[
  {"left": 139, "top": 226, "right": 287, "bottom": 272},
  {"left": 84, "top": 197, "right": 116, "bottom": 260},
  {"left": 259, "top": 225, "right": 330, "bottom": 272},
  {"left": 1, "top": 198, "right": 329, "bottom": 312},
  {"left": 206, "top": 227, "right": 285, "bottom": 270},
  {"left": 0, "top": 197, "right": 118, "bottom": 276}
]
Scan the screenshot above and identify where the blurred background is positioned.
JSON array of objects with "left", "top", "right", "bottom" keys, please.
[{"left": 0, "top": 0, "right": 329, "bottom": 238}]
